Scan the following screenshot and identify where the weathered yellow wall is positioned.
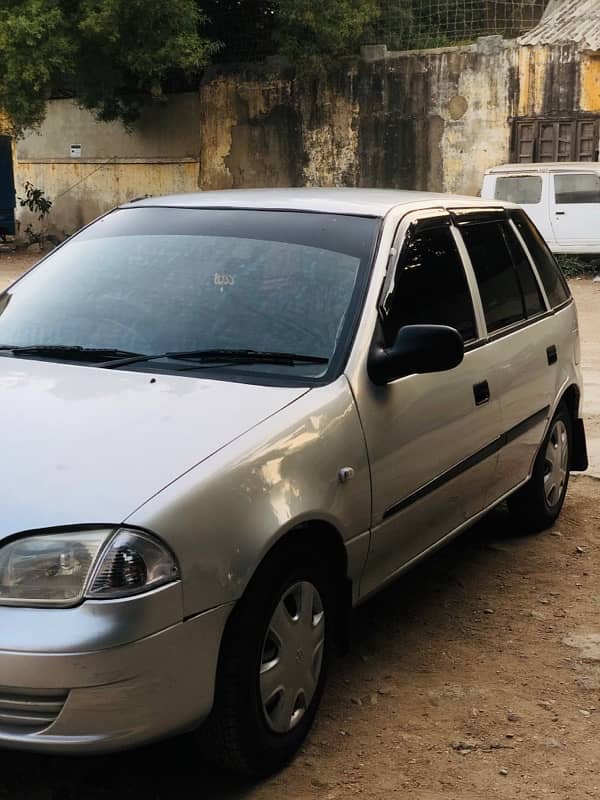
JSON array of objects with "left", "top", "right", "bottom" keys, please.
[
  {"left": 424, "top": 41, "right": 519, "bottom": 195},
  {"left": 17, "top": 160, "right": 199, "bottom": 235},
  {"left": 198, "top": 41, "right": 520, "bottom": 198},
  {"left": 518, "top": 46, "right": 549, "bottom": 116},
  {"left": 581, "top": 54, "right": 600, "bottom": 112},
  {"left": 13, "top": 95, "right": 201, "bottom": 235},
  {"left": 196, "top": 41, "right": 587, "bottom": 198}
]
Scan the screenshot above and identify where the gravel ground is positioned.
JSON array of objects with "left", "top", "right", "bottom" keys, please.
[{"left": 0, "top": 254, "right": 599, "bottom": 799}]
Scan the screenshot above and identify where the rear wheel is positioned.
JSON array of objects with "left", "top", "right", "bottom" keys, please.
[
  {"left": 199, "top": 544, "right": 336, "bottom": 777},
  {"left": 508, "top": 403, "right": 571, "bottom": 531}
]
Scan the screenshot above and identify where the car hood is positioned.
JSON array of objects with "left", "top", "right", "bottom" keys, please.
[{"left": 0, "top": 359, "right": 309, "bottom": 538}]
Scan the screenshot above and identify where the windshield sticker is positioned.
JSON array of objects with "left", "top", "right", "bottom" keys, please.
[{"left": 214, "top": 272, "right": 235, "bottom": 287}]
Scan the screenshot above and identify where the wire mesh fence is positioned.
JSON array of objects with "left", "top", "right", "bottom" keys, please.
[
  {"left": 203, "top": 0, "right": 550, "bottom": 63},
  {"left": 367, "top": 0, "right": 548, "bottom": 51}
]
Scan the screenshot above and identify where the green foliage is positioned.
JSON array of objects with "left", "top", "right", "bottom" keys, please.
[
  {"left": 73, "top": 0, "right": 219, "bottom": 124},
  {"left": 17, "top": 181, "right": 58, "bottom": 250},
  {"left": 555, "top": 255, "right": 600, "bottom": 279},
  {"left": 2, "top": 0, "right": 510, "bottom": 130},
  {"left": 0, "top": 0, "right": 218, "bottom": 135},
  {"left": 275, "top": 0, "right": 379, "bottom": 70},
  {"left": 0, "top": 0, "right": 74, "bottom": 134},
  {"left": 366, "top": 0, "right": 413, "bottom": 51},
  {"left": 18, "top": 181, "right": 53, "bottom": 220}
]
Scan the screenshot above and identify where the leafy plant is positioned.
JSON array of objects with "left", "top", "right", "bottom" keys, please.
[
  {"left": 275, "top": 0, "right": 379, "bottom": 71},
  {"left": 555, "top": 254, "right": 599, "bottom": 279},
  {"left": 0, "top": 0, "right": 218, "bottom": 135},
  {"left": 18, "top": 181, "right": 52, "bottom": 221},
  {"left": 18, "top": 182, "right": 58, "bottom": 250}
]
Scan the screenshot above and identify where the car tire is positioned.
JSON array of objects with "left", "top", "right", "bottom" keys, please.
[
  {"left": 508, "top": 403, "right": 572, "bottom": 532},
  {"left": 199, "top": 542, "right": 336, "bottom": 777}
]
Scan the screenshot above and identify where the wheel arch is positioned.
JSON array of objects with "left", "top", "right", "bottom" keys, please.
[
  {"left": 226, "top": 519, "right": 353, "bottom": 654},
  {"left": 557, "top": 383, "right": 588, "bottom": 471}
]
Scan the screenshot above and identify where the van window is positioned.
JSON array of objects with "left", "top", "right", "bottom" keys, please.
[
  {"left": 495, "top": 175, "right": 542, "bottom": 205},
  {"left": 460, "top": 220, "right": 528, "bottom": 333},
  {"left": 509, "top": 209, "right": 570, "bottom": 308},
  {"left": 554, "top": 173, "right": 600, "bottom": 204},
  {"left": 382, "top": 223, "right": 477, "bottom": 344}
]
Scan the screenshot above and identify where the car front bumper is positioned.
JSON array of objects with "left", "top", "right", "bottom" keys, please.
[{"left": 0, "top": 586, "right": 233, "bottom": 753}]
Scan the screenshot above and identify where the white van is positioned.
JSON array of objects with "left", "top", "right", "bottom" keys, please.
[{"left": 482, "top": 163, "right": 600, "bottom": 254}]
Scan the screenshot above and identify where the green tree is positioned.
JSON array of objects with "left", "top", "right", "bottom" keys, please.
[
  {"left": 274, "top": 0, "right": 379, "bottom": 70},
  {"left": 0, "top": 0, "right": 218, "bottom": 135}
]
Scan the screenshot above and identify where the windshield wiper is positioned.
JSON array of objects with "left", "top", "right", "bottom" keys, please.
[
  {"left": 168, "top": 349, "right": 329, "bottom": 365},
  {"left": 101, "top": 348, "right": 330, "bottom": 369},
  {"left": 0, "top": 345, "right": 145, "bottom": 363}
]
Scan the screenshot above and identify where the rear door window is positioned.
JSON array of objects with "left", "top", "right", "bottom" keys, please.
[
  {"left": 495, "top": 175, "right": 542, "bottom": 205},
  {"left": 554, "top": 173, "right": 600, "bottom": 204},
  {"left": 509, "top": 209, "right": 570, "bottom": 308},
  {"left": 459, "top": 218, "right": 543, "bottom": 334},
  {"left": 504, "top": 224, "right": 545, "bottom": 317},
  {"left": 382, "top": 221, "right": 477, "bottom": 344}
]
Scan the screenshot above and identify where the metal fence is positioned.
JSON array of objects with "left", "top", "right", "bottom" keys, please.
[
  {"left": 203, "top": 0, "right": 549, "bottom": 63},
  {"left": 368, "top": 0, "right": 548, "bottom": 50}
]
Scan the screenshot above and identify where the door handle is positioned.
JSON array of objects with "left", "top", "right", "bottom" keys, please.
[
  {"left": 473, "top": 380, "right": 490, "bottom": 406},
  {"left": 547, "top": 344, "right": 558, "bottom": 365},
  {"left": 555, "top": 211, "right": 566, "bottom": 216}
]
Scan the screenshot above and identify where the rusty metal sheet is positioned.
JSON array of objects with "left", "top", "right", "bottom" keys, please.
[{"left": 519, "top": 0, "right": 600, "bottom": 50}]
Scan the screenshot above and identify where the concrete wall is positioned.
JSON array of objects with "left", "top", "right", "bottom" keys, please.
[
  {"left": 15, "top": 94, "right": 201, "bottom": 234},
  {"left": 196, "top": 40, "right": 596, "bottom": 199},
  {"left": 11, "top": 38, "right": 598, "bottom": 237},
  {"left": 18, "top": 94, "right": 201, "bottom": 160},
  {"left": 18, "top": 160, "right": 199, "bottom": 235},
  {"left": 197, "top": 40, "right": 520, "bottom": 198}
]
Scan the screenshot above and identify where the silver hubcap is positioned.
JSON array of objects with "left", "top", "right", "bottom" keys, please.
[
  {"left": 259, "top": 581, "right": 325, "bottom": 734},
  {"left": 544, "top": 419, "right": 569, "bottom": 507}
]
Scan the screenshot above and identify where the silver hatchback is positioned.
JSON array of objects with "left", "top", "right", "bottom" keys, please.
[{"left": 0, "top": 189, "right": 587, "bottom": 775}]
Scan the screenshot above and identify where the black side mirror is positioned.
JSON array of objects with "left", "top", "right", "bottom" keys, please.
[{"left": 368, "top": 324, "right": 465, "bottom": 386}]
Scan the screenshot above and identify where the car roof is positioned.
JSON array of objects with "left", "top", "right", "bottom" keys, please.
[
  {"left": 126, "top": 188, "right": 506, "bottom": 218},
  {"left": 486, "top": 162, "right": 600, "bottom": 175}
]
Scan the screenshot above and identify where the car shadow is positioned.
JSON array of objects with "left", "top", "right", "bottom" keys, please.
[{"left": 0, "top": 504, "right": 530, "bottom": 800}]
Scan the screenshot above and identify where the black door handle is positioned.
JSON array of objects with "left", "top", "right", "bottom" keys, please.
[
  {"left": 555, "top": 211, "right": 566, "bottom": 216},
  {"left": 547, "top": 344, "right": 558, "bottom": 365},
  {"left": 473, "top": 380, "right": 490, "bottom": 406}
]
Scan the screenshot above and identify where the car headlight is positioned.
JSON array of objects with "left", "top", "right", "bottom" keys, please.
[{"left": 0, "top": 528, "right": 179, "bottom": 607}]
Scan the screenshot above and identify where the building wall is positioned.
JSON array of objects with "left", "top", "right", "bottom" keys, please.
[
  {"left": 15, "top": 94, "right": 201, "bottom": 234},
  {"left": 198, "top": 39, "right": 520, "bottom": 198},
  {"left": 18, "top": 95, "right": 201, "bottom": 160},
  {"left": 10, "top": 38, "right": 598, "bottom": 237},
  {"left": 18, "top": 160, "right": 200, "bottom": 235},
  {"left": 581, "top": 53, "right": 600, "bottom": 112}
]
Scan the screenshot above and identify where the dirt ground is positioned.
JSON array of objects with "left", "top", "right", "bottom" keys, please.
[
  {"left": 570, "top": 279, "right": 600, "bottom": 476},
  {"left": 0, "top": 254, "right": 599, "bottom": 799},
  {"left": 0, "top": 250, "right": 42, "bottom": 290}
]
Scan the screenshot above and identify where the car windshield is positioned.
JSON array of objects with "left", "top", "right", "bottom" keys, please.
[{"left": 0, "top": 207, "right": 379, "bottom": 384}]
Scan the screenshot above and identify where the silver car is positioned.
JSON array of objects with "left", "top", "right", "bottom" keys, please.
[{"left": 0, "top": 189, "right": 587, "bottom": 775}]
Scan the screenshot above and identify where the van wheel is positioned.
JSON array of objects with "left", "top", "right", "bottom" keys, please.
[
  {"left": 508, "top": 403, "right": 571, "bottom": 531},
  {"left": 199, "top": 545, "right": 335, "bottom": 777}
]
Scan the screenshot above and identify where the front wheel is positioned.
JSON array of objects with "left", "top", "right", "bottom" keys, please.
[
  {"left": 199, "top": 545, "right": 335, "bottom": 776},
  {"left": 508, "top": 403, "right": 572, "bottom": 531}
]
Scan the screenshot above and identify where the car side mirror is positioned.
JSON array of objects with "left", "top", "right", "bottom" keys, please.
[{"left": 367, "top": 324, "right": 465, "bottom": 385}]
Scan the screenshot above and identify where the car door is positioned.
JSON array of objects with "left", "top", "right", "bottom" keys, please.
[
  {"left": 455, "top": 210, "right": 557, "bottom": 499},
  {"left": 550, "top": 171, "right": 600, "bottom": 249},
  {"left": 354, "top": 211, "right": 503, "bottom": 597}
]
